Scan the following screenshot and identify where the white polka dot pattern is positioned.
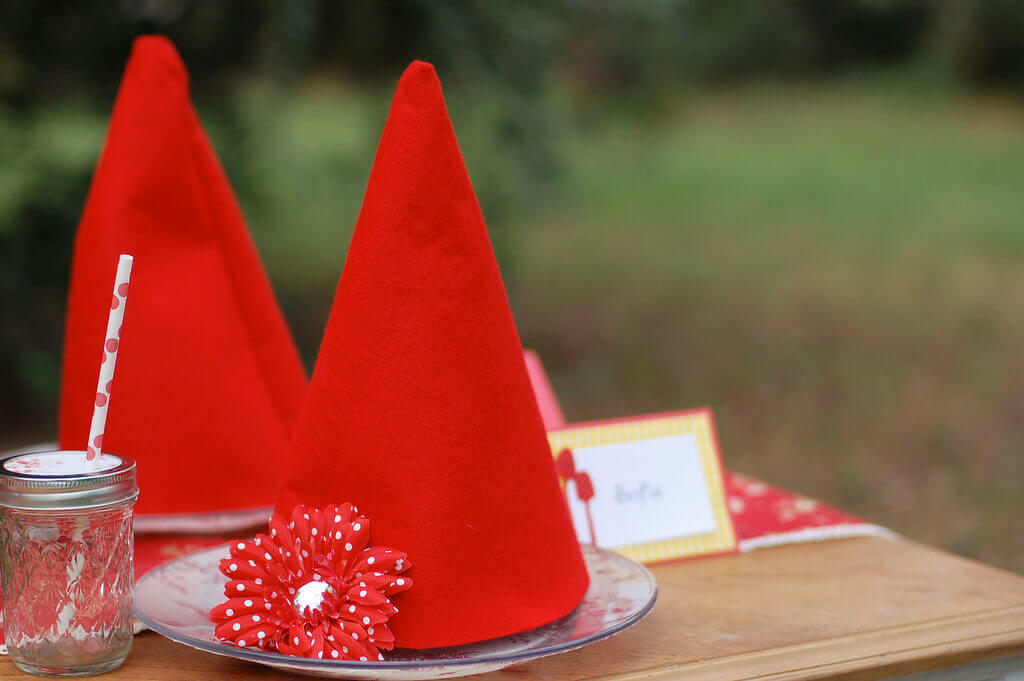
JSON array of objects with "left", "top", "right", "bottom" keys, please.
[{"left": 209, "top": 503, "right": 411, "bottom": 662}]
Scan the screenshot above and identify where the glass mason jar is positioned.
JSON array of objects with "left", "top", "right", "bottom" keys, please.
[{"left": 0, "top": 450, "right": 138, "bottom": 677}]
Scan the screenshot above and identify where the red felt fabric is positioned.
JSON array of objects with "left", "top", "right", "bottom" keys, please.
[
  {"left": 276, "top": 62, "right": 590, "bottom": 649},
  {"left": 58, "top": 36, "right": 307, "bottom": 516}
]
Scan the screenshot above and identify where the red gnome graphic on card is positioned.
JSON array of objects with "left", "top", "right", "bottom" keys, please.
[
  {"left": 209, "top": 504, "right": 411, "bottom": 660},
  {"left": 555, "top": 448, "right": 598, "bottom": 545}
]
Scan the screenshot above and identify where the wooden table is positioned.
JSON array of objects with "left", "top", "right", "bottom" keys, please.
[{"left": 4, "top": 536, "right": 1024, "bottom": 681}]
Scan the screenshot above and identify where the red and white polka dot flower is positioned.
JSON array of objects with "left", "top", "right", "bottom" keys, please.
[{"left": 209, "top": 504, "right": 412, "bottom": 661}]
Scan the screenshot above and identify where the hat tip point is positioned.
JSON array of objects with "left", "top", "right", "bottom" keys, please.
[
  {"left": 126, "top": 34, "right": 188, "bottom": 85},
  {"left": 407, "top": 60, "right": 435, "bottom": 72},
  {"left": 132, "top": 34, "right": 176, "bottom": 54},
  {"left": 401, "top": 60, "right": 439, "bottom": 84}
]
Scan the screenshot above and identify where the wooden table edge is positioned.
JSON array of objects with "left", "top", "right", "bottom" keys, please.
[{"left": 590, "top": 604, "right": 1024, "bottom": 681}]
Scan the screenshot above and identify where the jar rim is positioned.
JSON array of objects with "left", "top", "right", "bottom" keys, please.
[{"left": 0, "top": 450, "right": 138, "bottom": 511}]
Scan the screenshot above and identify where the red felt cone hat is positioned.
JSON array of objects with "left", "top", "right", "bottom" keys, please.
[
  {"left": 276, "top": 61, "right": 589, "bottom": 649},
  {"left": 59, "top": 36, "right": 307, "bottom": 518}
]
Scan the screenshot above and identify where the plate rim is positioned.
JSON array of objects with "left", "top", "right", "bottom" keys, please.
[
  {"left": 134, "top": 543, "right": 658, "bottom": 671},
  {"left": 131, "top": 506, "right": 272, "bottom": 534}
]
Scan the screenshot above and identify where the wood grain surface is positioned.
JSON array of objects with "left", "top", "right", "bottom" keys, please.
[{"left": 4, "top": 537, "right": 1024, "bottom": 681}]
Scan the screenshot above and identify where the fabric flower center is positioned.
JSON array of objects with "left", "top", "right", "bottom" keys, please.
[{"left": 294, "top": 580, "right": 334, "bottom": 614}]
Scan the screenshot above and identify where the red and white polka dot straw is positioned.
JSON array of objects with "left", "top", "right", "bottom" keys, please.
[{"left": 85, "top": 254, "right": 133, "bottom": 468}]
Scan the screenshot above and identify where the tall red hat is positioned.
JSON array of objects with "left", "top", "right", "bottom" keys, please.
[
  {"left": 276, "top": 61, "right": 589, "bottom": 649},
  {"left": 59, "top": 36, "right": 307, "bottom": 518}
]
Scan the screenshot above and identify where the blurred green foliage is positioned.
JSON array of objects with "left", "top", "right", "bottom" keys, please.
[
  {"left": 2, "top": 0, "right": 1022, "bottom": 420},
  {"left": 1, "top": 0, "right": 1021, "bottom": 419}
]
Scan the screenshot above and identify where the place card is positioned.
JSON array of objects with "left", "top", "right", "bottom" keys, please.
[{"left": 548, "top": 408, "right": 737, "bottom": 564}]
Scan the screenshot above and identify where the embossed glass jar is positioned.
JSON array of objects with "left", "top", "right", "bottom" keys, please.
[{"left": 0, "top": 451, "right": 138, "bottom": 677}]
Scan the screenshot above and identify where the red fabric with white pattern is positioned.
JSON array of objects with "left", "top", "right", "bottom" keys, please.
[
  {"left": 208, "top": 504, "right": 411, "bottom": 660},
  {"left": 726, "top": 473, "right": 873, "bottom": 549}
]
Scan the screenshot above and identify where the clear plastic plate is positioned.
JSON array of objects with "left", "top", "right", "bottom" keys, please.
[{"left": 134, "top": 543, "right": 657, "bottom": 679}]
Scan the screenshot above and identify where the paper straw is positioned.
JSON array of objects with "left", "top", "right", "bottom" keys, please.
[{"left": 85, "top": 254, "right": 133, "bottom": 467}]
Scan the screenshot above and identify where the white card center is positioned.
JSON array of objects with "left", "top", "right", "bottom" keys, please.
[{"left": 564, "top": 434, "right": 718, "bottom": 548}]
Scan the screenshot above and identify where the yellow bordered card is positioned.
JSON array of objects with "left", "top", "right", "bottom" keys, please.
[{"left": 549, "top": 408, "right": 737, "bottom": 564}]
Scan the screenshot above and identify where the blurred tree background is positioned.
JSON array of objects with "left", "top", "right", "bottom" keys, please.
[{"left": 2, "top": 1, "right": 1024, "bottom": 568}]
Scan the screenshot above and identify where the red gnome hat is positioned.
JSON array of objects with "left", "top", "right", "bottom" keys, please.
[
  {"left": 59, "top": 36, "right": 307, "bottom": 518},
  {"left": 276, "top": 62, "right": 589, "bottom": 649}
]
